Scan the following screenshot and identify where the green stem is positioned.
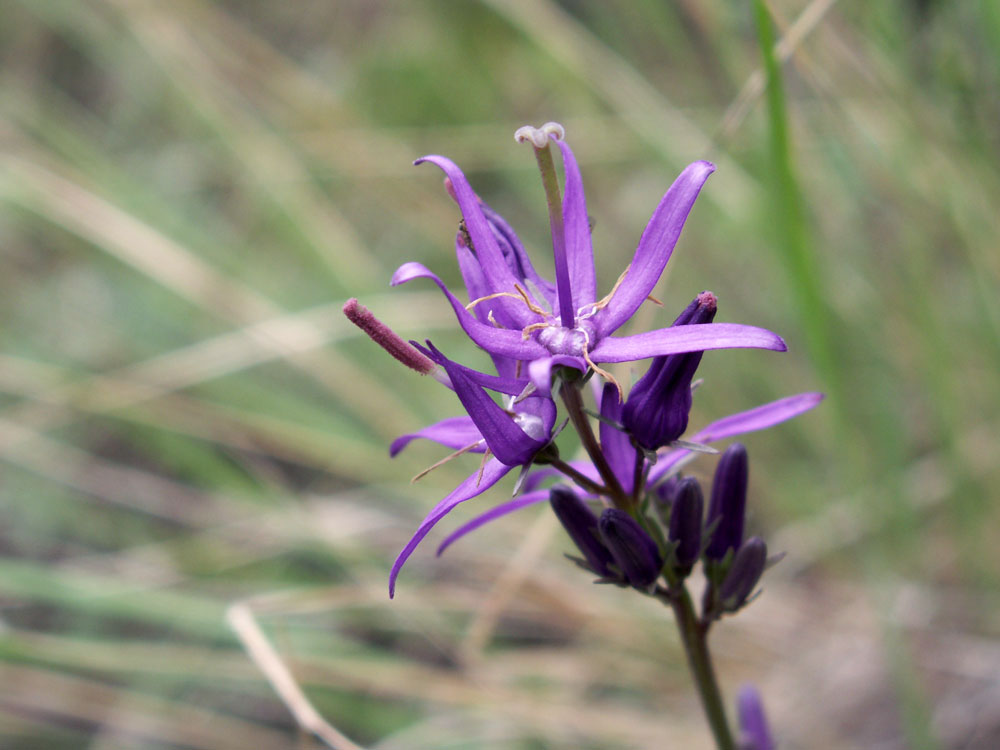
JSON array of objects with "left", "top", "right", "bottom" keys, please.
[
  {"left": 549, "top": 458, "right": 608, "bottom": 498},
  {"left": 663, "top": 586, "right": 735, "bottom": 750},
  {"left": 560, "top": 383, "right": 631, "bottom": 511}
]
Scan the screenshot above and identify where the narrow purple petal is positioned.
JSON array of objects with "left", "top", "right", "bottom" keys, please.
[
  {"left": 555, "top": 140, "right": 597, "bottom": 310},
  {"left": 416, "top": 156, "right": 535, "bottom": 327},
  {"left": 589, "top": 323, "right": 786, "bottom": 364},
  {"left": 691, "top": 392, "right": 824, "bottom": 443},
  {"left": 647, "top": 392, "right": 824, "bottom": 486},
  {"left": 599, "top": 383, "right": 638, "bottom": 492},
  {"left": 436, "top": 489, "right": 549, "bottom": 556},
  {"left": 737, "top": 684, "right": 775, "bottom": 750},
  {"left": 595, "top": 161, "right": 715, "bottom": 336},
  {"left": 527, "top": 354, "right": 587, "bottom": 396},
  {"left": 423, "top": 342, "right": 548, "bottom": 466},
  {"left": 391, "top": 262, "right": 549, "bottom": 360},
  {"left": 479, "top": 201, "right": 557, "bottom": 306},
  {"left": 410, "top": 341, "right": 529, "bottom": 396},
  {"left": 389, "top": 416, "right": 485, "bottom": 457},
  {"left": 389, "top": 458, "right": 512, "bottom": 597}
]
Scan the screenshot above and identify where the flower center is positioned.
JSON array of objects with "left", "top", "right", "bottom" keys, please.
[{"left": 537, "top": 319, "right": 596, "bottom": 356}]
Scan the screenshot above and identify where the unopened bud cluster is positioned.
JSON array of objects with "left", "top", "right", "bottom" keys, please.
[{"left": 550, "top": 441, "right": 773, "bottom": 621}]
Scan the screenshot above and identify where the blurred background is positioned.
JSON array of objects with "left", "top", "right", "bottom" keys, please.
[{"left": 1, "top": 1, "right": 998, "bottom": 748}]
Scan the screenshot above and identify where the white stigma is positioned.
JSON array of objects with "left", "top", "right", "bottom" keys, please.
[{"left": 514, "top": 121, "right": 565, "bottom": 148}]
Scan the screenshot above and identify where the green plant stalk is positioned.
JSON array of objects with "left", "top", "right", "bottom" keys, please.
[{"left": 662, "top": 585, "right": 735, "bottom": 750}]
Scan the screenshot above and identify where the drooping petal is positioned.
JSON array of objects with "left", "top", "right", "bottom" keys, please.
[
  {"left": 410, "top": 340, "right": 529, "bottom": 397},
  {"left": 599, "top": 382, "right": 638, "bottom": 492},
  {"left": 647, "top": 392, "right": 824, "bottom": 486},
  {"left": 595, "top": 161, "right": 715, "bottom": 336},
  {"left": 527, "top": 354, "right": 587, "bottom": 396},
  {"left": 589, "top": 322, "right": 786, "bottom": 363},
  {"left": 416, "top": 156, "right": 535, "bottom": 327},
  {"left": 389, "top": 458, "right": 512, "bottom": 597},
  {"left": 392, "top": 262, "right": 549, "bottom": 361},
  {"left": 436, "top": 489, "right": 550, "bottom": 556},
  {"left": 422, "top": 341, "right": 550, "bottom": 466},
  {"left": 555, "top": 140, "right": 597, "bottom": 310},
  {"left": 389, "top": 416, "right": 485, "bottom": 457}
]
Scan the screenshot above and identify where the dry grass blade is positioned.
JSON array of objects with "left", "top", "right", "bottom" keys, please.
[
  {"left": 715, "top": 0, "right": 840, "bottom": 143},
  {"left": 482, "top": 0, "right": 755, "bottom": 216},
  {"left": 227, "top": 601, "right": 368, "bottom": 750}
]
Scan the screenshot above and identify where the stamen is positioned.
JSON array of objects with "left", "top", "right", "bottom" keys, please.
[
  {"left": 645, "top": 293, "right": 664, "bottom": 307},
  {"left": 411, "top": 440, "right": 486, "bottom": 483},
  {"left": 586, "top": 263, "right": 631, "bottom": 315},
  {"left": 476, "top": 448, "right": 492, "bottom": 487},
  {"left": 521, "top": 321, "right": 550, "bottom": 340},
  {"left": 579, "top": 327, "right": 623, "bottom": 402},
  {"left": 513, "top": 282, "right": 548, "bottom": 316},
  {"left": 343, "top": 298, "right": 436, "bottom": 375},
  {"left": 465, "top": 291, "right": 524, "bottom": 311},
  {"left": 487, "top": 310, "right": 503, "bottom": 329}
]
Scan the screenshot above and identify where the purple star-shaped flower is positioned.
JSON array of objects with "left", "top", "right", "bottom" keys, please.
[{"left": 393, "top": 123, "right": 786, "bottom": 394}]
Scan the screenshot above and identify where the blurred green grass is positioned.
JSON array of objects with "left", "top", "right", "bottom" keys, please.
[{"left": 1, "top": 0, "right": 998, "bottom": 748}]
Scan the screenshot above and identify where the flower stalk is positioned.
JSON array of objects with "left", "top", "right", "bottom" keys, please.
[{"left": 352, "top": 122, "right": 824, "bottom": 749}]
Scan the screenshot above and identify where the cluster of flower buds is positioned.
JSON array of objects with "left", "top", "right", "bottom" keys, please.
[{"left": 551, "top": 440, "right": 772, "bottom": 621}]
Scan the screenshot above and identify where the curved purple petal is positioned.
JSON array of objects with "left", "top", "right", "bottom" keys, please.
[
  {"left": 479, "top": 201, "right": 557, "bottom": 307},
  {"left": 415, "top": 156, "right": 535, "bottom": 328},
  {"left": 389, "top": 416, "right": 485, "bottom": 457},
  {"left": 590, "top": 322, "right": 786, "bottom": 363},
  {"left": 647, "top": 392, "right": 824, "bottom": 485},
  {"left": 423, "top": 342, "right": 549, "bottom": 466},
  {"left": 691, "top": 392, "right": 824, "bottom": 443},
  {"left": 410, "top": 341, "right": 528, "bottom": 397},
  {"left": 389, "top": 458, "right": 512, "bottom": 597},
  {"left": 527, "top": 355, "right": 586, "bottom": 396},
  {"left": 595, "top": 161, "right": 715, "bottom": 336},
  {"left": 392, "top": 262, "right": 549, "bottom": 360},
  {"left": 436, "top": 489, "right": 550, "bottom": 556},
  {"left": 599, "top": 383, "right": 638, "bottom": 492},
  {"left": 555, "top": 140, "right": 597, "bottom": 310}
]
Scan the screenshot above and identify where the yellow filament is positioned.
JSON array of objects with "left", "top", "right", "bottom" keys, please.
[{"left": 411, "top": 440, "right": 486, "bottom": 483}]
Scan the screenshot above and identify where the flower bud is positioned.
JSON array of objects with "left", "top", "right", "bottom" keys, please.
[
  {"left": 737, "top": 684, "right": 775, "bottom": 750},
  {"left": 652, "top": 474, "right": 681, "bottom": 526},
  {"left": 705, "top": 443, "right": 749, "bottom": 561},
  {"left": 668, "top": 477, "right": 704, "bottom": 570},
  {"left": 718, "top": 536, "right": 767, "bottom": 610},
  {"left": 621, "top": 292, "right": 717, "bottom": 451},
  {"left": 549, "top": 485, "right": 613, "bottom": 576},
  {"left": 598, "top": 508, "right": 663, "bottom": 588}
]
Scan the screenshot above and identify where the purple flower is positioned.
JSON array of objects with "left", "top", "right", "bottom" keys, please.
[
  {"left": 737, "top": 684, "right": 776, "bottom": 750},
  {"left": 393, "top": 124, "right": 787, "bottom": 394},
  {"left": 622, "top": 291, "right": 717, "bottom": 451}
]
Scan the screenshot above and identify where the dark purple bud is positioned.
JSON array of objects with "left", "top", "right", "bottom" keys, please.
[
  {"left": 718, "top": 536, "right": 767, "bottom": 610},
  {"left": 737, "top": 684, "right": 775, "bottom": 750},
  {"left": 668, "top": 477, "right": 704, "bottom": 570},
  {"left": 652, "top": 474, "right": 681, "bottom": 525},
  {"left": 549, "top": 485, "right": 613, "bottom": 576},
  {"left": 598, "top": 508, "right": 663, "bottom": 588},
  {"left": 621, "top": 292, "right": 717, "bottom": 451},
  {"left": 705, "top": 443, "right": 749, "bottom": 561}
]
